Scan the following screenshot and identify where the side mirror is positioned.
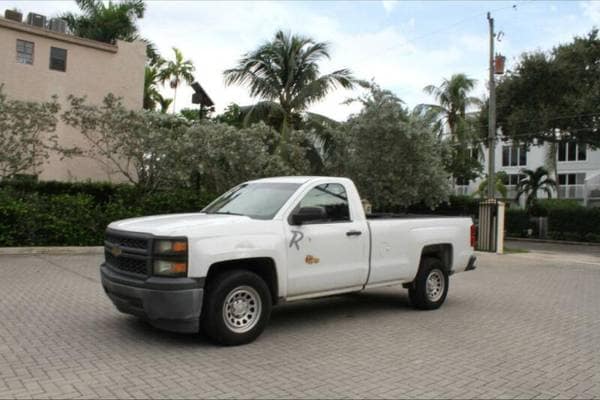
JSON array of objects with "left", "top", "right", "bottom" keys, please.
[{"left": 291, "top": 206, "right": 326, "bottom": 225}]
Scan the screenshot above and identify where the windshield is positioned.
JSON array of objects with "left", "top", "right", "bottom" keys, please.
[{"left": 202, "top": 182, "right": 301, "bottom": 220}]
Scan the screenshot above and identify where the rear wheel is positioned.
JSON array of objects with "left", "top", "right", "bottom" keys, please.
[
  {"left": 201, "top": 270, "right": 272, "bottom": 346},
  {"left": 408, "top": 257, "right": 449, "bottom": 310}
]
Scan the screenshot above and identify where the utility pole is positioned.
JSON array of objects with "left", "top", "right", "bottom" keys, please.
[{"left": 487, "top": 12, "right": 496, "bottom": 199}]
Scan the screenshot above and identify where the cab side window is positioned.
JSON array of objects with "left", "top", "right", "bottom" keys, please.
[{"left": 298, "top": 183, "right": 350, "bottom": 223}]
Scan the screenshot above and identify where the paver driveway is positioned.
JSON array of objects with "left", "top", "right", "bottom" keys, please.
[{"left": 0, "top": 243, "right": 599, "bottom": 399}]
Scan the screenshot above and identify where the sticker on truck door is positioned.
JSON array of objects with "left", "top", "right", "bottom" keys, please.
[{"left": 289, "top": 230, "right": 304, "bottom": 250}]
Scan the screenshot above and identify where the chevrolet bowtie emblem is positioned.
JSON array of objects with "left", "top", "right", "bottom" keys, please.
[{"left": 110, "top": 245, "right": 122, "bottom": 257}]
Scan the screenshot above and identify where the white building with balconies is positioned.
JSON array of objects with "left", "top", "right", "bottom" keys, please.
[{"left": 456, "top": 138, "right": 600, "bottom": 207}]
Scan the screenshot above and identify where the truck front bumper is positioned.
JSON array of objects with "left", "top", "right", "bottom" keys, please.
[{"left": 100, "top": 264, "right": 204, "bottom": 333}]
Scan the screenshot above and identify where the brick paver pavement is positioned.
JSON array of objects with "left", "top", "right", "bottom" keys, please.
[{"left": 0, "top": 247, "right": 599, "bottom": 399}]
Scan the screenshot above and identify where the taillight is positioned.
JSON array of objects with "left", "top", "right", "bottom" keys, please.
[{"left": 470, "top": 224, "right": 477, "bottom": 248}]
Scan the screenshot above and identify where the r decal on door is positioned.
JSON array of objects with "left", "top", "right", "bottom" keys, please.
[{"left": 289, "top": 230, "right": 304, "bottom": 250}]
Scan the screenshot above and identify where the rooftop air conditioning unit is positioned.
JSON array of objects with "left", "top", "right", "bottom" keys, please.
[
  {"left": 26, "top": 12, "right": 46, "bottom": 28},
  {"left": 4, "top": 9, "right": 23, "bottom": 22},
  {"left": 49, "top": 18, "right": 67, "bottom": 33}
]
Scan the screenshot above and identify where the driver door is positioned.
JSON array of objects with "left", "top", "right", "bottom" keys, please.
[{"left": 285, "top": 182, "right": 369, "bottom": 298}]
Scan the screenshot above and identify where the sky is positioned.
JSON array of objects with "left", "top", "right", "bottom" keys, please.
[{"left": 2, "top": 0, "right": 600, "bottom": 121}]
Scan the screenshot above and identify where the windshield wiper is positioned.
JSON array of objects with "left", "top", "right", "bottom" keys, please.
[{"left": 204, "top": 211, "right": 245, "bottom": 216}]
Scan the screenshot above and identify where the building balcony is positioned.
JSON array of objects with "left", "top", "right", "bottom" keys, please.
[{"left": 558, "top": 185, "right": 584, "bottom": 199}]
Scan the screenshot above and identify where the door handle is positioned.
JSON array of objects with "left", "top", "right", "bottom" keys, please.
[{"left": 346, "top": 230, "right": 362, "bottom": 236}]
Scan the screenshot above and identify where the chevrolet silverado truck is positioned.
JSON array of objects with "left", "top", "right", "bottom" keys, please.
[{"left": 101, "top": 176, "right": 476, "bottom": 345}]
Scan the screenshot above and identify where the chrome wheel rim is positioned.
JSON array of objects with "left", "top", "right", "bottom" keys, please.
[
  {"left": 222, "top": 286, "right": 261, "bottom": 333},
  {"left": 426, "top": 269, "right": 445, "bottom": 302}
]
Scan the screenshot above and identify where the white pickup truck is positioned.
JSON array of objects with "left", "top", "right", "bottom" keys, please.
[{"left": 101, "top": 176, "right": 476, "bottom": 345}]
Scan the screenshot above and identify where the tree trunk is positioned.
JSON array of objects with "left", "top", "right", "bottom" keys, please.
[{"left": 172, "top": 87, "right": 177, "bottom": 114}]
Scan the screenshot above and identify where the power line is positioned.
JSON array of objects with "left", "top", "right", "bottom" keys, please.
[{"left": 356, "top": 4, "right": 519, "bottom": 65}]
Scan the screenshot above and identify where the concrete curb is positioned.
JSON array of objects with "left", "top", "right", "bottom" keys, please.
[
  {"left": 506, "top": 237, "right": 600, "bottom": 247},
  {"left": 0, "top": 246, "right": 103, "bottom": 255}
]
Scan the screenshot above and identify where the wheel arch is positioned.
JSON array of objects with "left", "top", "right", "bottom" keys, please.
[
  {"left": 420, "top": 243, "right": 453, "bottom": 272},
  {"left": 206, "top": 257, "right": 279, "bottom": 304}
]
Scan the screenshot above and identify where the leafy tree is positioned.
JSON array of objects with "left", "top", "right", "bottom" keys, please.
[
  {"left": 482, "top": 29, "right": 600, "bottom": 146},
  {"left": 214, "top": 103, "right": 244, "bottom": 128},
  {"left": 62, "top": 94, "right": 309, "bottom": 193},
  {"left": 179, "top": 107, "right": 212, "bottom": 121},
  {"left": 516, "top": 167, "right": 557, "bottom": 210},
  {"left": 223, "top": 30, "right": 356, "bottom": 156},
  {"left": 0, "top": 86, "right": 75, "bottom": 178},
  {"left": 62, "top": 94, "right": 190, "bottom": 191},
  {"left": 61, "top": 0, "right": 145, "bottom": 44},
  {"left": 183, "top": 122, "right": 309, "bottom": 195},
  {"left": 159, "top": 47, "right": 195, "bottom": 113},
  {"left": 417, "top": 74, "right": 483, "bottom": 185},
  {"left": 327, "top": 84, "right": 450, "bottom": 210}
]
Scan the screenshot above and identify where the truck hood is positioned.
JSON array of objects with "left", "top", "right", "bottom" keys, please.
[{"left": 108, "top": 213, "right": 252, "bottom": 236}]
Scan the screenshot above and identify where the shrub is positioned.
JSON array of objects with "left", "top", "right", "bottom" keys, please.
[
  {"left": 536, "top": 199, "right": 582, "bottom": 211},
  {"left": 0, "top": 181, "right": 217, "bottom": 246},
  {"left": 505, "top": 209, "right": 531, "bottom": 237},
  {"left": 546, "top": 207, "right": 600, "bottom": 241}
]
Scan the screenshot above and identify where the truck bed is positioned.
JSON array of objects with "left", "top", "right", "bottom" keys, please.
[{"left": 366, "top": 213, "right": 468, "bottom": 219}]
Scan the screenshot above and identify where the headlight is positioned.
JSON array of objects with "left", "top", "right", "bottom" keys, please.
[
  {"left": 153, "top": 260, "right": 188, "bottom": 277},
  {"left": 154, "top": 239, "right": 187, "bottom": 254}
]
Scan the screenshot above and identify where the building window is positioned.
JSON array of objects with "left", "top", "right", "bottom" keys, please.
[
  {"left": 558, "top": 173, "right": 585, "bottom": 199},
  {"left": 558, "top": 173, "right": 585, "bottom": 186},
  {"left": 16, "top": 39, "right": 34, "bottom": 65},
  {"left": 502, "top": 144, "right": 527, "bottom": 167},
  {"left": 558, "top": 142, "right": 586, "bottom": 162},
  {"left": 456, "top": 177, "right": 470, "bottom": 186},
  {"left": 503, "top": 174, "right": 525, "bottom": 186},
  {"left": 49, "top": 47, "right": 67, "bottom": 72}
]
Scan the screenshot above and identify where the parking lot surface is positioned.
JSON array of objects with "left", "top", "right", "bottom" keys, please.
[{"left": 1, "top": 244, "right": 599, "bottom": 399}]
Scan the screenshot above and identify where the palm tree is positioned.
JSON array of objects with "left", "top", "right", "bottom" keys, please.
[
  {"left": 516, "top": 167, "right": 557, "bottom": 210},
  {"left": 61, "top": 0, "right": 145, "bottom": 44},
  {"left": 417, "top": 74, "right": 483, "bottom": 187},
  {"left": 159, "top": 48, "right": 195, "bottom": 114},
  {"left": 545, "top": 139, "right": 560, "bottom": 199},
  {"left": 143, "top": 61, "right": 164, "bottom": 110},
  {"left": 157, "top": 96, "right": 173, "bottom": 114},
  {"left": 418, "top": 73, "right": 481, "bottom": 140},
  {"left": 474, "top": 172, "right": 508, "bottom": 199},
  {"left": 223, "top": 30, "right": 356, "bottom": 155}
]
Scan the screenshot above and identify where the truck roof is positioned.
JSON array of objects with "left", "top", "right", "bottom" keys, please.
[{"left": 249, "top": 176, "right": 347, "bottom": 184}]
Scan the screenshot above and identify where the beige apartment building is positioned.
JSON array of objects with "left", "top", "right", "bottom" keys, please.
[{"left": 0, "top": 15, "right": 146, "bottom": 182}]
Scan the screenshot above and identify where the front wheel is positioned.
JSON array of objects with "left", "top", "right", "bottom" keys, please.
[
  {"left": 408, "top": 258, "right": 449, "bottom": 310},
  {"left": 201, "top": 270, "right": 272, "bottom": 346}
]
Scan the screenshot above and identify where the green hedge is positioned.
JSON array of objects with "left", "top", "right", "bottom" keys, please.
[
  {"left": 505, "top": 200, "right": 600, "bottom": 242},
  {"left": 0, "top": 182, "right": 215, "bottom": 246},
  {"left": 505, "top": 209, "right": 532, "bottom": 237},
  {"left": 407, "top": 195, "right": 479, "bottom": 216},
  {"left": 547, "top": 207, "right": 600, "bottom": 242}
]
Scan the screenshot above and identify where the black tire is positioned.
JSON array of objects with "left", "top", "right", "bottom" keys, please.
[
  {"left": 201, "top": 270, "right": 272, "bottom": 346},
  {"left": 408, "top": 257, "right": 449, "bottom": 310}
]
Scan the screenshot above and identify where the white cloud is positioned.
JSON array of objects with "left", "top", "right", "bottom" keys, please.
[
  {"left": 581, "top": 0, "right": 600, "bottom": 23},
  {"left": 382, "top": 0, "right": 399, "bottom": 15}
]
